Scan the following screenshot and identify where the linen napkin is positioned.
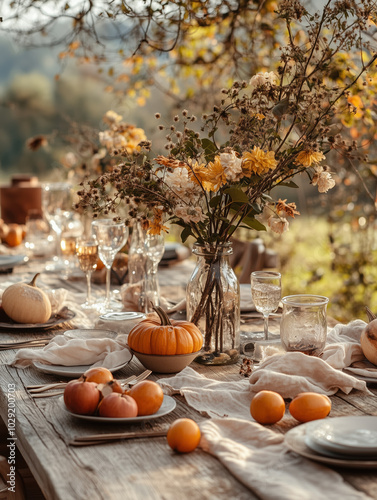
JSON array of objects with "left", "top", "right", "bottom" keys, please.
[
  {"left": 199, "top": 418, "right": 370, "bottom": 500},
  {"left": 10, "top": 334, "right": 131, "bottom": 369},
  {"left": 120, "top": 282, "right": 186, "bottom": 314},
  {"left": 248, "top": 319, "right": 373, "bottom": 396}
]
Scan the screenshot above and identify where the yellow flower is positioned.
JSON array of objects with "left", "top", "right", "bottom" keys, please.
[
  {"left": 187, "top": 160, "right": 209, "bottom": 186},
  {"left": 242, "top": 147, "right": 278, "bottom": 177},
  {"left": 147, "top": 208, "right": 169, "bottom": 235},
  {"left": 147, "top": 221, "right": 169, "bottom": 235},
  {"left": 295, "top": 150, "right": 325, "bottom": 167},
  {"left": 204, "top": 156, "right": 227, "bottom": 191}
]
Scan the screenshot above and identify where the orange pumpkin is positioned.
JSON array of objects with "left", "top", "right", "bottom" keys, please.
[{"left": 127, "top": 305, "right": 203, "bottom": 355}]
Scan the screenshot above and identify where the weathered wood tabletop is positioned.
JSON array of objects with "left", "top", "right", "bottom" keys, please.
[{"left": 0, "top": 260, "right": 376, "bottom": 500}]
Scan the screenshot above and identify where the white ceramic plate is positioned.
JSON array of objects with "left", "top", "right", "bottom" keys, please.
[
  {"left": 343, "top": 369, "right": 377, "bottom": 384},
  {"left": 308, "top": 416, "right": 377, "bottom": 456},
  {"left": 60, "top": 395, "right": 176, "bottom": 423},
  {"left": 0, "top": 255, "right": 28, "bottom": 270},
  {"left": 33, "top": 351, "right": 132, "bottom": 378},
  {"left": 0, "top": 307, "right": 76, "bottom": 330},
  {"left": 304, "top": 435, "right": 376, "bottom": 460},
  {"left": 285, "top": 423, "right": 377, "bottom": 469},
  {"left": 63, "top": 329, "right": 118, "bottom": 340}
]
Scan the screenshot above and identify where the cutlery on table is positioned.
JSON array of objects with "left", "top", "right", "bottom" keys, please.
[
  {"left": 29, "top": 369, "right": 152, "bottom": 398},
  {"left": 69, "top": 429, "right": 168, "bottom": 446},
  {"left": 0, "top": 338, "right": 53, "bottom": 350}
]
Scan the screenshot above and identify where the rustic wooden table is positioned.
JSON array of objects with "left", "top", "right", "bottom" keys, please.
[{"left": 0, "top": 260, "right": 376, "bottom": 499}]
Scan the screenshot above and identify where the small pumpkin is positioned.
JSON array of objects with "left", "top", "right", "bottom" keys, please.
[
  {"left": 1, "top": 273, "right": 52, "bottom": 324},
  {"left": 127, "top": 305, "right": 203, "bottom": 355}
]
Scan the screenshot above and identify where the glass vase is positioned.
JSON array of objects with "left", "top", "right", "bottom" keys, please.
[{"left": 186, "top": 243, "right": 240, "bottom": 365}]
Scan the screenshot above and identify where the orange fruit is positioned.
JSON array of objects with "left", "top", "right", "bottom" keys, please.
[
  {"left": 289, "top": 392, "right": 331, "bottom": 423},
  {"left": 83, "top": 367, "right": 113, "bottom": 384},
  {"left": 126, "top": 380, "right": 164, "bottom": 416},
  {"left": 250, "top": 390, "right": 285, "bottom": 425},
  {"left": 5, "top": 225, "right": 23, "bottom": 247},
  {"left": 167, "top": 418, "right": 201, "bottom": 453},
  {"left": 96, "top": 257, "right": 105, "bottom": 270}
]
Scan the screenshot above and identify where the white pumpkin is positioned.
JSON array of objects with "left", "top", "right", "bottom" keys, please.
[
  {"left": 360, "top": 320, "right": 377, "bottom": 366},
  {"left": 2, "top": 273, "right": 52, "bottom": 324}
]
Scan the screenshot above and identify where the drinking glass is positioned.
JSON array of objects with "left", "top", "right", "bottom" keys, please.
[
  {"left": 144, "top": 233, "right": 165, "bottom": 312},
  {"left": 250, "top": 271, "right": 281, "bottom": 341},
  {"left": 280, "top": 294, "right": 329, "bottom": 356},
  {"left": 42, "top": 182, "right": 72, "bottom": 271},
  {"left": 91, "top": 219, "right": 128, "bottom": 312},
  {"left": 60, "top": 235, "right": 77, "bottom": 279},
  {"left": 76, "top": 237, "right": 98, "bottom": 308}
]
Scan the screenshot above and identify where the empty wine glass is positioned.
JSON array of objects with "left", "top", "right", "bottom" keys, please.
[
  {"left": 42, "top": 182, "right": 72, "bottom": 271},
  {"left": 250, "top": 271, "right": 281, "bottom": 341},
  {"left": 92, "top": 219, "right": 128, "bottom": 312},
  {"left": 76, "top": 236, "right": 98, "bottom": 308},
  {"left": 144, "top": 233, "right": 165, "bottom": 312}
]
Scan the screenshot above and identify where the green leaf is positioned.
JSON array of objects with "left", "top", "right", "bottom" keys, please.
[
  {"left": 278, "top": 181, "right": 299, "bottom": 188},
  {"left": 209, "top": 195, "right": 222, "bottom": 208},
  {"left": 224, "top": 187, "right": 249, "bottom": 203},
  {"left": 181, "top": 226, "right": 193, "bottom": 243},
  {"left": 185, "top": 140, "right": 197, "bottom": 157},
  {"left": 201, "top": 138, "right": 217, "bottom": 161},
  {"left": 241, "top": 216, "right": 266, "bottom": 231}
]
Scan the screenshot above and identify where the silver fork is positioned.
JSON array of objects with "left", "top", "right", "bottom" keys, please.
[{"left": 30, "top": 369, "right": 152, "bottom": 398}]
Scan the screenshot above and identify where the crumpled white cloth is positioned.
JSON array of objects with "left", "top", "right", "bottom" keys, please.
[
  {"left": 160, "top": 366, "right": 252, "bottom": 419},
  {"left": 10, "top": 334, "right": 131, "bottom": 369},
  {"left": 159, "top": 321, "right": 371, "bottom": 420},
  {"left": 249, "top": 320, "right": 372, "bottom": 397},
  {"left": 199, "top": 418, "right": 371, "bottom": 500}
]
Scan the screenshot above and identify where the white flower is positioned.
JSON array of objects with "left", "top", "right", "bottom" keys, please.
[
  {"left": 175, "top": 205, "right": 205, "bottom": 223},
  {"left": 312, "top": 166, "right": 336, "bottom": 193},
  {"left": 165, "top": 167, "right": 201, "bottom": 202},
  {"left": 103, "top": 110, "right": 123, "bottom": 125},
  {"left": 255, "top": 203, "right": 273, "bottom": 225},
  {"left": 268, "top": 216, "right": 289, "bottom": 234},
  {"left": 249, "top": 71, "right": 277, "bottom": 89},
  {"left": 99, "top": 131, "right": 115, "bottom": 150},
  {"left": 220, "top": 151, "right": 243, "bottom": 182},
  {"left": 62, "top": 152, "right": 77, "bottom": 168}
]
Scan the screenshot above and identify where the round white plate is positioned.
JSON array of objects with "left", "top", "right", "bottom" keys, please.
[
  {"left": 0, "top": 254, "right": 28, "bottom": 270},
  {"left": 0, "top": 308, "right": 76, "bottom": 330},
  {"left": 304, "top": 435, "right": 376, "bottom": 460},
  {"left": 33, "top": 350, "right": 132, "bottom": 378},
  {"left": 308, "top": 416, "right": 377, "bottom": 456},
  {"left": 343, "top": 369, "right": 377, "bottom": 384},
  {"left": 60, "top": 395, "right": 176, "bottom": 423},
  {"left": 285, "top": 423, "right": 377, "bottom": 469},
  {"left": 63, "top": 329, "right": 118, "bottom": 340}
]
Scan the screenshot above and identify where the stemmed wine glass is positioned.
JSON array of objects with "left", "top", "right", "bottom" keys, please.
[
  {"left": 42, "top": 182, "right": 72, "bottom": 271},
  {"left": 76, "top": 236, "right": 98, "bottom": 309},
  {"left": 250, "top": 271, "right": 281, "bottom": 341},
  {"left": 144, "top": 233, "right": 165, "bottom": 312},
  {"left": 91, "top": 219, "right": 128, "bottom": 312}
]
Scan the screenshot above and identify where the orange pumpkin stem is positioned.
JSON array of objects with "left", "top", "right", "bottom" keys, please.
[
  {"left": 29, "top": 273, "right": 40, "bottom": 287},
  {"left": 150, "top": 302, "right": 171, "bottom": 326}
]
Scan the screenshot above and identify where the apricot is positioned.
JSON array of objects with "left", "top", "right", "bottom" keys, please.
[
  {"left": 126, "top": 380, "right": 164, "bottom": 416},
  {"left": 250, "top": 390, "right": 285, "bottom": 425},
  {"left": 83, "top": 366, "right": 113, "bottom": 384},
  {"left": 289, "top": 392, "right": 331, "bottom": 423},
  {"left": 167, "top": 418, "right": 201, "bottom": 453}
]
